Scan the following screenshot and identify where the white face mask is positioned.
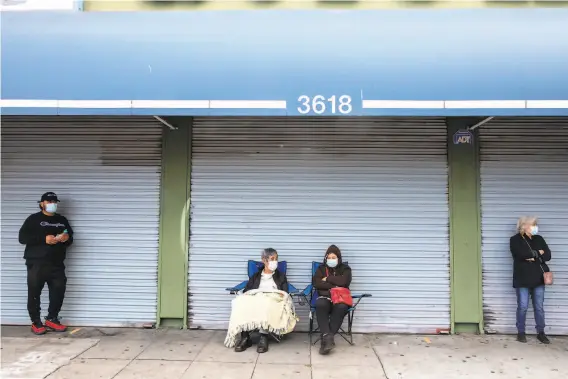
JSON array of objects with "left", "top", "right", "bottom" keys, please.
[
  {"left": 267, "top": 260, "right": 278, "bottom": 272},
  {"left": 45, "top": 203, "right": 58, "bottom": 213},
  {"left": 326, "top": 259, "right": 338, "bottom": 268},
  {"left": 530, "top": 225, "right": 539, "bottom": 235}
]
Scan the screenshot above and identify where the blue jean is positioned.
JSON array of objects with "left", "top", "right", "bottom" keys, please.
[{"left": 516, "top": 286, "right": 545, "bottom": 334}]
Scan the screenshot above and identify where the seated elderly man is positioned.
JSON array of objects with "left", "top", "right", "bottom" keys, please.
[{"left": 224, "top": 248, "right": 297, "bottom": 353}]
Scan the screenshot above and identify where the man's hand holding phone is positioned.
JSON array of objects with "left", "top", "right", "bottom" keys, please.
[
  {"left": 55, "top": 233, "right": 69, "bottom": 243},
  {"left": 55, "top": 229, "right": 69, "bottom": 243}
]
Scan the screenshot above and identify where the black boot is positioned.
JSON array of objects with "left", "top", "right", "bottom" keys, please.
[
  {"left": 234, "top": 332, "right": 252, "bottom": 352},
  {"left": 319, "top": 333, "right": 333, "bottom": 355},
  {"left": 537, "top": 333, "right": 550, "bottom": 345},
  {"left": 257, "top": 334, "right": 269, "bottom": 353},
  {"left": 517, "top": 333, "right": 527, "bottom": 343}
]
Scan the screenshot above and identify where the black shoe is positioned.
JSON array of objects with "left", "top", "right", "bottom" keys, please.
[
  {"left": 257, "top": 334, "right": 269, "bottom": 353},
  {"left": 234, "top": 332, "right": 252, "bottom": 352},
  {"left": 537, "top": 333, "right": 550, "bottom": 345},
  {"left": 517, "top": 333, "right": 527, "bottom": 343},
  {"left": 318, "top": 336, "right": 326, "bottom": 355},
  {"left": 327, "top": 334, "right": 335, "bottom": 350},
  {"left": 319, "top": 333, "right": 333, "bottom": 355}
]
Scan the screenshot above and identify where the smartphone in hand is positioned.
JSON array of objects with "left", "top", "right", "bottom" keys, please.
[{"left": 56, "top": 229, "right": 68, "bottom": 241}]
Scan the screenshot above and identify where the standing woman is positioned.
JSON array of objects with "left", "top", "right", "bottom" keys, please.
[
  {"left": 510, "top": 216, "right": 552, "bottom": 344},
  {"left": 313, "top": 245, "right": 352, "bottom": 355}
]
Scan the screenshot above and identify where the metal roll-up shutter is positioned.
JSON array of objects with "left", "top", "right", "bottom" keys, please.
[
  {"left": 480, "top": 117, "right": 568, "bottom": 335},
  {"left": 1, "top": 116, "right": 162, "bottom": 327},
  {"left": 189, "top": 117, "right": 450, "bottom": 333}
]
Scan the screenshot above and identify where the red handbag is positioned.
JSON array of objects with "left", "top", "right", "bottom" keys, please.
[{"left": 326, "top": 268, "right": 353, "bottom": 307}]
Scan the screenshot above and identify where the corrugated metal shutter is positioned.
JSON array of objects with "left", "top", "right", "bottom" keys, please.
[
  {"left": 1, "top": 116, "right": 162, "bottom": 327},
  {"left": 188, "top": 117, "right": 450, "bottom": 333},
  {"left": 480, "top": 117, "right": 568, "bottom": 335}
]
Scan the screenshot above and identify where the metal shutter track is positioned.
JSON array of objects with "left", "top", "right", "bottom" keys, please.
[
  {"left": 189, "top": 117, "right": 450, "bottom": 333},
  {"left": 480, "top": 117, "right": 568, "bottom": 335},
  {"left": 1, "top": 116, "right": 162, "bottom": 327}
]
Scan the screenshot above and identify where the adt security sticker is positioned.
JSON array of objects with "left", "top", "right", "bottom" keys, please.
[{"left": 453, "top": 130, "right": 473, "bottom": 145}]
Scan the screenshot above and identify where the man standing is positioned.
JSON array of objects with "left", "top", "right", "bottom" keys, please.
[{"left": 18, "top": 192, "right": 74, "bottom": 335}]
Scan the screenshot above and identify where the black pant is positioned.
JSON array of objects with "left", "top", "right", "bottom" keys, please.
[
  {"left": 27, "top": 262, "right": 67, "bottom": 323},
  {"left": 315, "top": 297, "right": 349, "bottom": 334}
]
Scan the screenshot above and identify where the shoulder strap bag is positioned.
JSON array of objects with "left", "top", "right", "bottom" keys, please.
[
  {"left": 522, "top": 236, "right": 553, "bottom": 285},
  {"left": 326, "top": 267, "right": 354, "bottom": 307}
]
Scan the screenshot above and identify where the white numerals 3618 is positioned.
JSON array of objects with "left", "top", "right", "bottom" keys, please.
[{"left": 297, "top": 95, "right": 352, "bottom": 115}]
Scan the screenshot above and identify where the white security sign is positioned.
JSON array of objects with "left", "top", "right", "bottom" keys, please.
[{"left": 0, "top": 0, "right": 75, "bottom": 11}]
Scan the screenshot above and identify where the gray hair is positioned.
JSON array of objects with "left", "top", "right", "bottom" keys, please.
[
  {"left": 517, "top": 215, "right": 538, "bottom": 234},
  {"left": 261, "top": 248, "right": 278, "bottom": 261}
]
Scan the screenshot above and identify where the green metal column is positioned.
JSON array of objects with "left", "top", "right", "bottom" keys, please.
[
  {"left": 447, "top": 117, "right": 484, "bottom": 334},
  {"left": 156, "top": 118, "right": 192, "bottom": 328}
]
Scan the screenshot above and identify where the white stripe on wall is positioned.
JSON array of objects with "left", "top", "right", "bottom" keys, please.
[
  {"left": 362, "top": 100, "right": 568, "bottom": 109},
  {"left": 0, "top": 99, "right": 288, "bottom": 109},
  {"left": 0, "top": 100, "right": 58, "bottom": 108},
  {"left": 131, "top": 100, "right": 209, "bottom": 109},
  {"left": 526, "top": 100, "right": 568, "bottom": 109},
  {"left": 58, "top": 100, "right": 132, "bottom": 108},
  {"left": 362, "top": 100, "right": 445, "bottom": 109},
  {"left": 444, "top": 100, "right": 526, "bottom": 109},
  {"left": 1, "top": 99, "right": 568, "bottom": 110},
  {"left": 209, "top": 100, "right": 287, "bottom": 109}
]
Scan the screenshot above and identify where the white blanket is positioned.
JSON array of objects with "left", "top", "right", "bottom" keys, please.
[{"left": 224, "top": 289, "right": 298, "bottom": 348}]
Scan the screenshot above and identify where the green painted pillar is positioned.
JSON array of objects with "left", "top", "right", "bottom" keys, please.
[
  {"left": 156, "top": 118, "right": 192, "bottom": 328},
  {"left": 446, "top": 117, "right": 484, "bottom": 334}
]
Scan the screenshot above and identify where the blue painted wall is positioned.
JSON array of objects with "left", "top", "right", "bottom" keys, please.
[{"left": 1, "top": 9, "right": 568, "bottom": 116}]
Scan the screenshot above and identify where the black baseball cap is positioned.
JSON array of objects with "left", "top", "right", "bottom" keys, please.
[{"left": 40, "top": 192, "right": 59, "bottom": 203}]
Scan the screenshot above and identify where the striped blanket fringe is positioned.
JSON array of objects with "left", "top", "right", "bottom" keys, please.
[{"left": 224, "top": 289, "right": 298, "bottom": 348}]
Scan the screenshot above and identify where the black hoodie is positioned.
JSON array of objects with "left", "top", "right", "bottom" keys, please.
[
  {"left": 312, "top": 250, "right": 352, "bottom": 298},
  {"left": 19, "top": 211, "right": 74, "bottom": 265}
]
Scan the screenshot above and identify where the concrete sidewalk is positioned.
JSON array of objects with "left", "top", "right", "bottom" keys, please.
[{"left": 1, "top": 326, "right": 567, "bottom": 379}]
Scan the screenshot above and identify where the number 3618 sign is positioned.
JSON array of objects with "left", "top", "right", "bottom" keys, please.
[{"left": 297, "top": 95, "right": 354, "bottom": 115}]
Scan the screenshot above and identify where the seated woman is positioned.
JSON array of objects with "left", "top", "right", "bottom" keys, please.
[
  {"left": 313, "top": 244, "right": 352, "bottom": 355},
  {"left": 510, "top": 216, "right": 552, "bottom": 344},
  {"left": 233, "top": 248, "right": 289, "bottom": 353}
]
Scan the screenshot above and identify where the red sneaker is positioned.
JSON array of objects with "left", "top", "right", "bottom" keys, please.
[
  {"left": 45, "top": 317, "right": 67, "bottom": 332},
  {"left": 31, "top": 322, "right": 47, "bottom": 335}
]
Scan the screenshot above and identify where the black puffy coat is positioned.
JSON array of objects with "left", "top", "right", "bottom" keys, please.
[{"left": 312, "top": 250, "right": 352, "bottom": 297}]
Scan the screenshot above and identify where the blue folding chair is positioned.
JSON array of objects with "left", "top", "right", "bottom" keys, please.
[
  {"left": 225, "top": 260, "right": 299, "bottom": 295},
  {"left": 298, "top": 261, "right": 372, "bottom": 345}
]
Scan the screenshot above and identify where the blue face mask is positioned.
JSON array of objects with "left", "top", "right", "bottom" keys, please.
[
  {"left": 531, "top": 225, "right": 539, "bottom": 235},
  {"left": 326, "top": 259, "right": 338, "bottom": 268},
  {"left": 45, "top": 203, "right": 57, "bottom": 213}
]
